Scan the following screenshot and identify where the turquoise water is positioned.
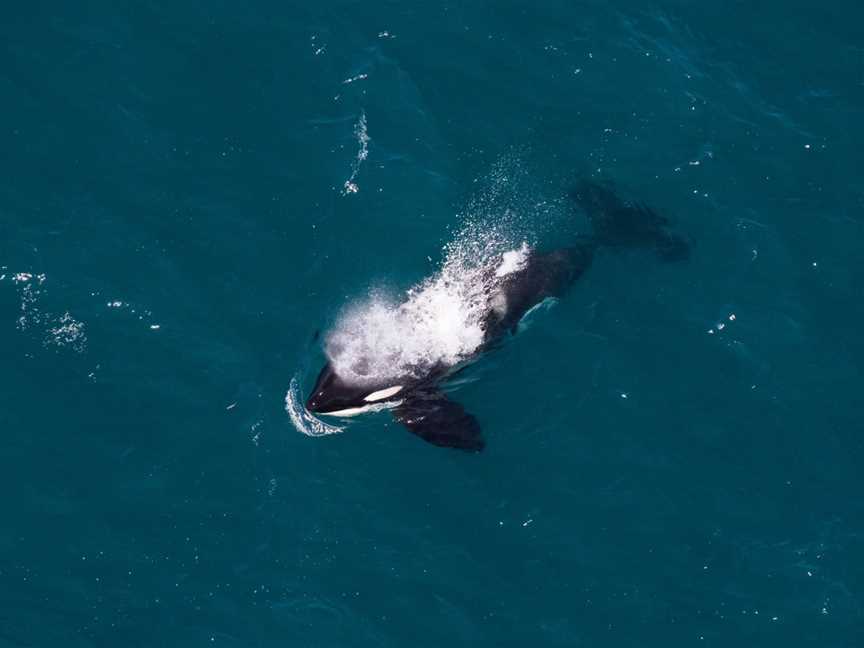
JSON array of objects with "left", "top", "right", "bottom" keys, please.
[{"left": 2, "top": 2, "right": 863, "bottom": 646}]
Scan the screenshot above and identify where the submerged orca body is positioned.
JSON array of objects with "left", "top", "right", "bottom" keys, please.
[{"left": 306, "top": 181, "right": 689, "bottom": 451}]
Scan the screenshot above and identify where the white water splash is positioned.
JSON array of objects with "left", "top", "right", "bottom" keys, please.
[
  {"left": 16, "top": 279, "right": 43, "bottom": 331},
  {"left": 342, "top": 73, "right": 368, "bottom": 85},
  {"left": 285, "top": 376, "right": 344, "bottom": 436},
  {"left": 325, "top": 182, "right": 534, "bottom": 385},
  {"left": 342, "top": 111, "right": 369, "bottom": 195},
  {"left": 495, "top": 242, "right": 530, "bottom": 277},
  {"left": 6, "top": 271, "right": 88, "bottom": 353},
  {"left": 103, "top": 297, "right": 160, "bottom": 331},
  {"left": 45, "top": 311, "right": 87, "bottom": 352}
]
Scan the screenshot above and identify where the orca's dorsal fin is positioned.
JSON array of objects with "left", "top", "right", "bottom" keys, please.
[{"left": 392, "top": 389, "right": 485, "bottom": 452}]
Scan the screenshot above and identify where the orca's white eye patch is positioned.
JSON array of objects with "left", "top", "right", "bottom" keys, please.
[{"left": 363, "top": 385, "right": 403, "bottom": 402}]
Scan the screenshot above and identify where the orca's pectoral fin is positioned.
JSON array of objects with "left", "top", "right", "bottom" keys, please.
[{"left": 393, "top": 390, "right": 485, "bottom": 452}]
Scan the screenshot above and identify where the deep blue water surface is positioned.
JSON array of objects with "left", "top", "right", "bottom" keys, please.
[{"left": 2, "top": 2, "right": 863, "bottom": 646}]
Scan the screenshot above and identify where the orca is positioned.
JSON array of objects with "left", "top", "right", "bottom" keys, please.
[{"left": 305, "top": 180, "right": 689, "bottom": 451}]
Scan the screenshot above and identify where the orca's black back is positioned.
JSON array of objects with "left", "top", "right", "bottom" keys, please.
[{"left": 484, "top": 241, "right": 594, "bottom": 340}]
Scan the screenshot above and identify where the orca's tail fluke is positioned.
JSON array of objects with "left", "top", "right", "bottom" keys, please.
[{"left": 571, "top": 180, "right": 690, "bottom": 262}]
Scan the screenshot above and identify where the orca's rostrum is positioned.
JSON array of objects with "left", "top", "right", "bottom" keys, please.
[{"left": 306, "top": 180, "right": 689, "bottom": 451}]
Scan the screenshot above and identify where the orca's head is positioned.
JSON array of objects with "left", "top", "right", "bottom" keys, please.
[{"left": 305, "top": 362, "right": 406, "bottom": 417}]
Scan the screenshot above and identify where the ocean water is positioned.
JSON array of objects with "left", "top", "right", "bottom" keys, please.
[{"left": 2, "top": 1, "right": 863, "bottom": 646}]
